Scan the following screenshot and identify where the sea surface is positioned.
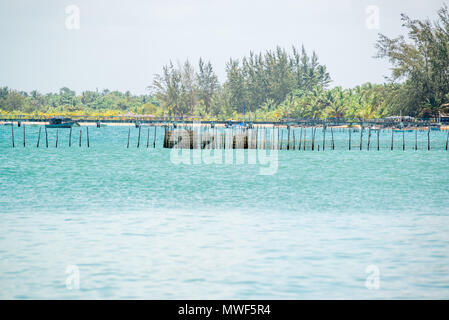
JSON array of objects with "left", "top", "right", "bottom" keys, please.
[{"left": 0, "top": 125, "right": 449, "bottom": 299}]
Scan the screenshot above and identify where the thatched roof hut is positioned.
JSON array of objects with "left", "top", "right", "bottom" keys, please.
[{"left": 439, "top": 104, "right": 449, "bottom": 122}]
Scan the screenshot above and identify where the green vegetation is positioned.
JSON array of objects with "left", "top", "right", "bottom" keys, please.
[
  {"left": 0, "top": 87, "right": 161, "bottom": 118},
  {"left": 375, "top": 4, "right": 449, "bottom": 117},
  {"left": 1, "top": 5, "right": 448, "bottom": 120}
]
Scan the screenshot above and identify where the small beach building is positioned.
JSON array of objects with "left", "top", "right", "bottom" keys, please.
[
  {"left": 385, "top": 115, "right": 414, "bottom": 123},
  {"left": 440, "top": 103, "right": 449, "bottom": 123}
]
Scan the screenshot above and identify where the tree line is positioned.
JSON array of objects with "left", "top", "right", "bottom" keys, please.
[
  {"left": 375, "top": 4, "right": 449, "bottom": 117},
  {"left": 0, "top": 86, "right": 160, "bottom": 116},
  {"left": 1, "top": 5, "right": 448, "bottom": 120}
]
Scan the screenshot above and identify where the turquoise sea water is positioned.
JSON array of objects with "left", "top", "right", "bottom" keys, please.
[{"left": 1, "top": 125, "right": 449, "bottom": 299}]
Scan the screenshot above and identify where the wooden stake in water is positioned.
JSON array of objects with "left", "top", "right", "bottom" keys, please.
[
  {"left": 322, "top": 126, "right": 326, "bottom": 151},
  {"left": 220, "top": 130, "right": 226, "bottom": 149},
  {"left": 391, "top": 129, "right": 394, "bottom": 151},
  {"left": 377, "top": 129, "right": 380, "bottom": 151},
  {"left": 69, "top": 127, "right": 72, "bottom": 147},
  {"left": 146, "top": 127, "right": 150, "bottom": 148},
  {"left": 277, "top": 127, "right": 280, "bottom": 150},
  {"left": 415, "top": 130, "right": 418, "bottom": 150},
  {"left": 55, "top": 129, "right": 58, "bottom": 148},
  {"left": 348, "top": 129, "right": 351, "bottom": 151},
  {"left": 331, "top": 127, "right": 335, "bottom": 150},
  {"left": 87, "top": 127, "right": 90, "bottom": 148},
  {"left": 45, "top": 127, "right": 48, "bottom": 148},
  {"left": 287, "top": 126, "right": 290, "bottom": 150},
  {"left": 359, "top": 127, "right": 362, "bottom": 151},
  {"left": 303, "top": 128, "right": 306, "bottom": 150},
  {"left": 79, "top": 129, "right": 82, "bottom": 147},
  {"left": 137, "top": 125, "right": 141, "bottom": 148},
  {"left": 127, "top": 128, "right": 130, "bottom": 148},
  {"left": 292, "top": 130, "right": 296, "bottom": 150},
  {"left": 215, "top": 127, "right": 218, "bottom": 149},
  {"left": 280, "top": 130, "right": 283, "bottom": 150},
  {"left": 446, "top": 131, "right": 449, "bottom": 151},
  {"left": 299, "top": 127, "right": 303, "bottom": 151},
  {"left": 23, "top": 124, "right": 26, "bottom": 147},
  {"left": 11, "top": 125, "right": 14, "bottom": 147},
  {"left": 36, "top": 127, "right": 41, "bottom": 148},
  {"left": 200, "top": 126, "right": 204, "bottom": 149},
  {"left": 367, "top": 127, "right": 371, "bottom": 151},
  {"left": 402, "top": 129, "right": 405, "bottom": 151},
  {"left": 264, "top": 128, "right": 268, "bottom": 150},
  {"left": 427, "top": 127, "right": 430, "bottom": 150},
  {"left": 153, "top": 126, "right": 157, "bottom": 148},
  {"left": 312, "top": 128, "right": 316, "bottom": 151},
  {"left": 256, "top": 127, "right": 259, "bottom": 149}
]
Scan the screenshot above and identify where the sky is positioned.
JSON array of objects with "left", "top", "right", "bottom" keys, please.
[{"left": 0, "top": 0, "right": 446, "bottom": 94}]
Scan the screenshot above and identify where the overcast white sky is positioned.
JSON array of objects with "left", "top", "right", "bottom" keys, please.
[{"left": 0, "top": 0, "right": 446, "bottom": 94}]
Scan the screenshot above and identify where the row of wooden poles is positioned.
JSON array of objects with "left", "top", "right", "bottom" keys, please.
[
  {"left": 9, "top": 125, "right": 90, "bottom": 148},
  {"left": 163, "top": 125, "right": 449, "bottom": 151},
  {"left": 126, "top": 126, "right": 158, "bottom": 148},
  {"left": 7, "top": 124, "right": 449, "bottom": 151},
  {"left": 8, "top": 125, "right": 159, "bottom": 148}
]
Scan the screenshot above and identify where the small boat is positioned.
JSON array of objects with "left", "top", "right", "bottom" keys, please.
[
  {"left": 430, "top": 127, "right": 441, "bottom": 131},
  {"left": 96, "top": 121, "right": 107, "bottom": 128},
  {"left": 229, "top": 121, "right": 250, "bottom": 128},
  {"left": 46, "top": 118, "right": 79, "bottom": 128},
  {"left": 225, "top": 120, "right": 238, "bottom": 128},
  {"left": 2, "top": 122, "right": 13, "bottom": 126},
  {"left": 393, "top": 129, "right": 413, "bottom": 133}
]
